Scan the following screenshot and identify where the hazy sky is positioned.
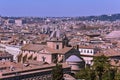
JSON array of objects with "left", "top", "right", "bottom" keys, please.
[{"left": 0, "top": 0, "right": 120, "bottom": 17}]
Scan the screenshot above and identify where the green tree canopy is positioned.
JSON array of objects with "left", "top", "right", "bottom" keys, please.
[
  {"left": 92, "top": 55, "right": 110, "bottom": 80},
  {"left": 75, "top": 55, "right": 117, "bottom": 80},
  {"left": 52, "top": 63, "right": 63, "bottom": 80}
]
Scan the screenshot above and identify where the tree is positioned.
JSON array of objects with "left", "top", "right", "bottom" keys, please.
[
  {"left": 92, "top": 55, "right": 110, "bottom": 80},
  {"left": 75, "top": 68, "right": 88, "bottom": 79},
  {"left": 115, "top": 72, "right": 120, "bottom": 80},
  {"left": 75, "top": 55, "right": 119, "bottom": 80},
  {"left": 109, "top": 68, "right": 116, "bottom": 80},
  {"left": 75, "top": 66, "right": 96, "bottom": 80},
  {"left": 52, "top": 63, "right": 63, "bottom": 80},
  {"left": 102, "top": 68, "right": 116, "bottom": 80}
]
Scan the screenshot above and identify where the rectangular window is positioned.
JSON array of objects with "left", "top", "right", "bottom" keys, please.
[
  {"left": 87, "top": 50, "right": 89, "bottom": 53},
  {"left": 56, "top": 45, "right": 59, "bottom": 49},
  {"left": 84, "top": 50, "right": 86, "bottom": 53}
]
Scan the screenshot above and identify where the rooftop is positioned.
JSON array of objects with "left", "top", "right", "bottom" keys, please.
[
  {"left": 105, "top": 30, "right": 120, "bottom": 39},
  {"left": 0, "top": 51, "right": 13, "bottom": 58},
  {"left": 94, "top": 49, "right": 120, "bottom": 57},
  {"left": 0, "top": 60, "right": 70, "bottom": 79},
  {"left": 21, "top": 43, "right": 73, "bottom": 54},
  {"left": 21, "top": 44, "right": 45, "bottom": 51},
  {"left": 79, "top": 45, "right": 94, "bottom": 49}
]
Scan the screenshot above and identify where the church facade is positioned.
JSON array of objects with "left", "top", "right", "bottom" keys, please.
[{"left": 17, "top": 29, "right": 85, "bottom": 72}]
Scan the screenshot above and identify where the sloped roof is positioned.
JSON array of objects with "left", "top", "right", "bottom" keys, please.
[
  {"left": 0, "top": 51, "right": 13, "bottom": 57},
  {"left": 46, "top": 47, "right": 73, "bottom": 54},
  {"left": 21, "top": 43, "right": 73, "bottom": 54},
  {"left": 94, "top": 49, "right": 120, "bottom": 57},
  {"left": 79, "top": 45, "right": 94, "bottom": 49},
  {"left": 21, "top": 44, "right": 45, "bottom": 52},
  {"left": 105, "top": 31, "right": 120, "bottom": 39}
]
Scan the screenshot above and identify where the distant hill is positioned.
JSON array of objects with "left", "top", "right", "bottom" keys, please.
[
  {"left": 1, "top": 13, "right": 120, "bottom": 21},
  {"left": 76, "top": 14, "right": 120, "bottom": 21}
]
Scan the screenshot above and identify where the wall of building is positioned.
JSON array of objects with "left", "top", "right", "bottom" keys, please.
[
  {"left": 81, "top": 56, "right": 93, "bottom": 65},
  {"left": 79, "top": 48, "right": 94, "bottom": 55},
  {"left": 47, "top": 41, "right": 63, "bottom": 49},
  {"left": 37, "top": 53, "right": 52, "bottom": 63},
  {"left": 0, "top": 44, "right": 21, "bottom": 60}
]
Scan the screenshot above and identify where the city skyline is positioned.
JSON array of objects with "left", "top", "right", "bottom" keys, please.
[{"left": 0, "top": 0, "right": 120, "bottom": 17}]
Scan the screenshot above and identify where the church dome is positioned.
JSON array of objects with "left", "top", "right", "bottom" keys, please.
[
  {"left": 66, "top": 55, "right": 83, "bottom": 62},
  {"left": 66, "top": 55, "right": 85, "bottom": 72}
]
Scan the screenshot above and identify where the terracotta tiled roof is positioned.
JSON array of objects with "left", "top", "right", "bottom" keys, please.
[
  {"left": 94, "top": 49, "right": 120, "bottom": 57},
  {"left": 0, "top": 51, "right": 13, "bottom": 57},
  {"left": 0, "top": 61, "right": 70, "bottom": 79},
  {"left": 105, "top": 31, "right": 120, "bottom": 39},
  {"left": 21, "top": 44, "right": 73, "bottom": 54},
  {"left": 79, "top": 45, "right": 94, "bottom": 49},
  {"left": 21, "top": 44, "right": 45, "bottom": 52},
  {"left": 46, "top": 47, "right": 73, "bottom": 54}
]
